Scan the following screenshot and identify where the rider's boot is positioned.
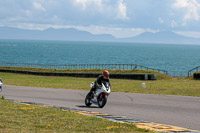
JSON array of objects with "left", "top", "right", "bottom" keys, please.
[
  {"left": 88, "top": 86, "right": 96, "bottom": 98},
  {"left": 88, "top": 90, "right": 94, "bottom": 98}
]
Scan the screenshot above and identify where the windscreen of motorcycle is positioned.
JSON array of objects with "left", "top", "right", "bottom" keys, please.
[{"left": 102, "top": 81, "right": 110, "bottom": 91}]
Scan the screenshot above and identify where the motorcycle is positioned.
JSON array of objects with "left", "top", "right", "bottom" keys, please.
[{"left": 85, "top": 81, "right": 111, "bottom": 108}]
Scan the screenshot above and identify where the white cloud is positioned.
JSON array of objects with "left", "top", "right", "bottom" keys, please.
[
  {"left": 25, "top": 10, "right": 32, "bottom": 16},
  {"left": 158, "top": 17, "right": 164, "bottom": 24},
  {"left": 117, "top": 0, "right": 128, "bottom": 20},
  {"left": 74, "top": 0, "right": 129, "bottom": 20},
  {"left": 171, "top": 20, "right": 177, "bottom": 27},
  {"left": 75, "top": 0, "right": 102, "bottom": 10},
  {"left": 75, "top": 0, "right": 88, "bottom": 10},
  {"left": 173, "top": 0, "right": 200, "bottom": 21},
  {"left": 33, "top": 2, "right": 46, "bottom": 11}
]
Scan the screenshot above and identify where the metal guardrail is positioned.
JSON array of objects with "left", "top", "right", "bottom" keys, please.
[
  {"left": 0, "top": 62, "right": 168, "bottom": 75},
  {"left": 188, "top": 66, "right": 200, "bottom": 77}
]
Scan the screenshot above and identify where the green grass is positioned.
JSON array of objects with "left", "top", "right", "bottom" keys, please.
[
  {"left": 0, "top": 99, "right": 150, "bottom": 133},
  {"left": 1, "top": 72, "right": 200, "bottom": 96},
  {"left": 195, "top": 71, "right": 200, "bottom": 74}
]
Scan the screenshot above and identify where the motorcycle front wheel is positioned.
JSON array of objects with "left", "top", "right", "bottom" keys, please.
[
  {"left": 97, "top": 94, "right": 107, "bottom": 108},
  {"left": 85, "top": 93, "right": 92, "bottom": 107}
]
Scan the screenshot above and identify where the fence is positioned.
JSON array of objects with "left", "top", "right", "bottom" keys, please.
[
  {"left": 1, "top": 62, "right": 199, "bottom": 77},
  {"left": 0, "top": 62, "right": 168, "bottom": 74},
  {"left": 188, "top": 66, "right": 200, "bottom": 77},
  {"left": 167, "top": 71, "right": 189, "bottom": 77}
]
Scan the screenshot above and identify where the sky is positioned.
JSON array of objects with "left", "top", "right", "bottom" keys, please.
[{"left": 0, "top": 0, "right": 200, "bottom": 38}]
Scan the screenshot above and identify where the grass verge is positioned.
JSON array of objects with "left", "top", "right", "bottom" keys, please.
[{"left": 0, "top": 99, "right": 150, "bottom": 133}]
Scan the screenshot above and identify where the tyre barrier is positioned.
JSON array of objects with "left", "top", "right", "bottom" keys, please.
[
  {"left": 194, "top": 73, "right": 200, "bottom": 80},
  {"left": 0, "top": 69, "right": 156, "bottom": 80}
]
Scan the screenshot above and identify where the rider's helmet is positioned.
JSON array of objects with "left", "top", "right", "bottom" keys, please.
[{"left": 103, "top": 70, "right": 109, "bottom": 79}]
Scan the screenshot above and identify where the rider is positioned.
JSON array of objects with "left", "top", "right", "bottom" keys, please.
[{"left": 88, "top": 70, "right": 110, "bottom": 97}]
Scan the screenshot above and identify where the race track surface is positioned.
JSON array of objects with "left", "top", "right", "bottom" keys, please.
[{"left": 1, "top": 85, "right": 200, "bottom": 130}]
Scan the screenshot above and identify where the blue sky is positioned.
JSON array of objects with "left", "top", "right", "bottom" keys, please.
[{"left": 0, "top": 0, "right": 200, "bottom": 38}]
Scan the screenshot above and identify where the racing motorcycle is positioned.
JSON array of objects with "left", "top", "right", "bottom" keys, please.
[{"left": 85, "top": 81, "right": 111, "bottom": 108}]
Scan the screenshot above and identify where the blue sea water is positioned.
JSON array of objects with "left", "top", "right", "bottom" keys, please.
[{"left": 0, "top": 39, "right": 200, "bottom": 71}]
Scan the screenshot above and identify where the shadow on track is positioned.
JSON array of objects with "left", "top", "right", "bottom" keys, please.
[{"left": 76, "top": 105, "right": 99, "bottom": 108}]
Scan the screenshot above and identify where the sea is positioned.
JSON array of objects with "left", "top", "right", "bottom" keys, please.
[{"left": 0, "top": 39, "right": 200, "bottom": 73}]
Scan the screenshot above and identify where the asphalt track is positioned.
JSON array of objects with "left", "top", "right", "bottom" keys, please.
[{"left": 1, "top": 85, "right": 200, "bottom": 131}]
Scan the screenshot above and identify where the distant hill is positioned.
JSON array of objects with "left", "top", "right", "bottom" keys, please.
[
  {"left": 121, "top": 31, "right": 200, "bottom": 44},
  {"left": 0, "top": 27, "right": 116, "bottom": 42},
  {"left": 0, "top": 26, "right": 200, "bottom": 44}
]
